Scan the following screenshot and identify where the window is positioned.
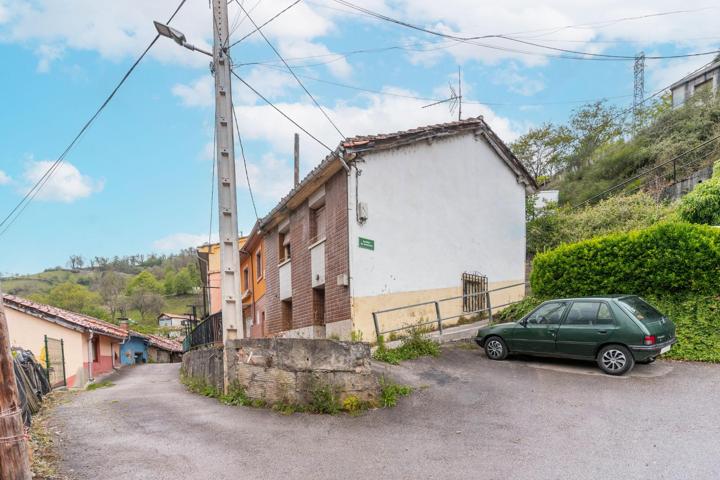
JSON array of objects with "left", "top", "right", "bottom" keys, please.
[
  {"left": 310, "top": 205, "right": 326, "bottom": 242},
  {"left": 255, "top": 251, "right": 263, "bottom": 280},
  {"left": 565, "top": 302, "right": 600, "bottom": 325},
  {"left": 618, "top": 296, "right": 663, "bottom": 325},
  {"left": 526, "top": 302, "right": 568, "bottom": 325},
  {"left": 279, "top": 232, "right": 291, "bottom": 263},
  {"left": 596, "top": 303, "right": 615, "bottom": 325},
  {"left": 243, "top": 267, "right": 249, "bottom": 291}
]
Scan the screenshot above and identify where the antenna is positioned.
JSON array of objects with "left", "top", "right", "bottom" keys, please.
[{"left": 422, "top": 66, "right": 463, "bottom": 121}]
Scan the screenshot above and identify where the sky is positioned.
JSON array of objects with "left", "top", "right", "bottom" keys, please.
[{"left": 0, "top": 0, "right": 718, "bottom": 275}]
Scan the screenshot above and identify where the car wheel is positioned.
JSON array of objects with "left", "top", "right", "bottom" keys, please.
[
  {"left": 597, "top": 344, "right": 634, "bottom": 375},
  {"left": 484, "top": 336, "right": 508, "bottom": 361}
]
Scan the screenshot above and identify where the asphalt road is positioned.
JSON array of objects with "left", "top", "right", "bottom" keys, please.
[{"left": 52, "top": 345, "right": 720, "bottom": 480}]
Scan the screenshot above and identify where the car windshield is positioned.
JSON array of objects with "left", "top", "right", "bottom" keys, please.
[{"left": 618, "top": 297, "right": 664, "bottom": 324}]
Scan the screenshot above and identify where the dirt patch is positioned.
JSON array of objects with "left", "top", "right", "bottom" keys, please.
[{"left": 29, "top": 390, "right": 76, "bottom": 480}]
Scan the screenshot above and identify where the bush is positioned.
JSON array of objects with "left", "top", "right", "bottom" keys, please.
[
  {"left": 379, "top": 377, "right": 412, "bottom": 407},
  {"left": 531, "top": 222, "right": 720, "bottom": 298},
  {"left": 494, "top": 296, "right": 543, "bottom": 323},
  {"left": 373, "top": 329, "right": 440, "bottom": 365},
  {"left": 308, "top": 383, "right": 341, "bottom": 414},
  {"left": 678, "top": 161, "right": 720, "bottom": 226}
]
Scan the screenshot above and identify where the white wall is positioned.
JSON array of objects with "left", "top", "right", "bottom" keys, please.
[{"left": 347, "top": 132, "right": 527, "bottom": 298}]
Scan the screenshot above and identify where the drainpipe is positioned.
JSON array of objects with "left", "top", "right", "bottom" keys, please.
[{"left": 87, "top": 331, "right": 95, "bottom": 383}]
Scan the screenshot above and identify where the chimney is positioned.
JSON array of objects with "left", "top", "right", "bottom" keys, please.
[
  {"left": 294, "top": 133, "right": 300, "bottom": 187},
  {"left": 119, "top": 318, "right": 129, "bottom": 331}
]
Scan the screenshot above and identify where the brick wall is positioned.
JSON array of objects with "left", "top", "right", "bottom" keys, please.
[{"left": 263, "top": 170, "right": 351, "bottom": 336}]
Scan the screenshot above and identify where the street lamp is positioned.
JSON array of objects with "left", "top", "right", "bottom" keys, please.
[{"left": 153, "top": 21, "right": 212, "bottom": 57}]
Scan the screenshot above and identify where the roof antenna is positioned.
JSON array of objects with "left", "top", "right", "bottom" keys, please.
[{"left": 422, "top": 66, "right": 462, "bottom": 121}]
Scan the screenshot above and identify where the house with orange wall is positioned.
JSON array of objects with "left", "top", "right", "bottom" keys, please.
[
  {"left": 239, "top": 225, "right": 266, "bottom": 338},
  {"left": 3, "top": 294, "right": 126, "bottom": 388},
  {"left": 197, "top": 237, "right": 246, "bottom": 316}
]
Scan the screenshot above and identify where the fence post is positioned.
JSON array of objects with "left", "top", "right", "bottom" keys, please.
[
  {"left": 44, "top": 334, "right": 50, "bottom": 383},
  {"left": 486, "top": 291, "right": 494, "bottom": 324},
  {"left": 435, "top": 302, "right": 443, "bottom": 334},
  {"left": 372, "top": 312, "right": 380, "bottom": 342},
  {"left": 60, "top": 338, "right": 67, "bottom": 387}
]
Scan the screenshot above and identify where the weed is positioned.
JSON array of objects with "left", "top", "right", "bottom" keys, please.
[
  {"left": 86, "top": 380, "right": 114, "bottom": 391},
  {"left": 219, "top": 383, "right": 250, "bottom": 406},
  {"left": 272, "top": 402, "right": 305, "bottom": 415},
  {"left": 350, "top": 330, "right": 364, "bottom": 342},
  {"left": 342, "top": 395, "right": 361, "bottom": 413},
  {"left": 373, "top": 329, "right": 440, "bottom": 365},
  {"left": 379, "top": 377, "right": 412, "bottom": 407},
  {"left": 308, "top": 383, "right": 341, "bottom": 414},
  {"left": 328, "top": 333, "right": 341, "bottom": 341}
]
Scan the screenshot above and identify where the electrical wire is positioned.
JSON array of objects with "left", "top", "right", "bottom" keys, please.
[
  {"left": 235, "top": 1, "right": 346, "bottom": 139},
  {"left": 231, "top": 69, "right": 337, "bottom": 154},
  {"left": 0, "top": 0, "right": 189, "bottom": 238},
  {"left": 572, "top": 133, "right": 720, "bottom": 209},
  {"left": 229, "top": 0, "right": 302, "bottom": 49},
  {"left": 329, "top": 0, "right": 720, "bottom": 62},
  {"left": 231, "top": 103, "right": 259, "bottom": 219}
]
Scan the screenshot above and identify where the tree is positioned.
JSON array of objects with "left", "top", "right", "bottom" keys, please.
[
  {"left": 67, "top": 255, "right": 85, "bottom": 270},
  {"left": 163, "top": 270, "right": 177, "bottom": 295},
  {"left": 173, "top": 268, "right": 194, "bottom": 295},
  {"left": 511, "top": 123, "right": 573, "bottom": 181},
  {"left": 126, "top": 271, "right": 165, "bottom": 322},
  {"left": 98, "top": 271, "right": 127, "bottom": 320},
  {"left": 565, "top": 101, "right": 625, "bottom": 170},
  {"left": 34, "top": 282, "right": 108, "bottom": 319}
]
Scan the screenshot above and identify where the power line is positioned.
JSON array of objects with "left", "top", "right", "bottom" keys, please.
[
  {"left": 235, "top": 1, "right": 346, "bottom": 139},
  {"left": 0, "top": 0, "right": 189, "bottom": 238},
  {"left": 229, "top": 0, "right": 302, "bottom": 49},
  {"left": 231, "top": 103, "right": 259, "bottom": 219},
  {"left": 231, "top": 69, "right": 337, "bottom": 154},
  {"left": 240, "top": 62, "right": 634, "bottom": 107},
  {"left": 330, "top": 0, "right": 720, "bottom": 62},
  {"left": 572, "top": 133, "right": 720, "bottom": 209}
]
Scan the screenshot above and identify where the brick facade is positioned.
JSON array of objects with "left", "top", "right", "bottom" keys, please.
[{"left": 264, "top": 170, "right": 351, "bottom": 336}]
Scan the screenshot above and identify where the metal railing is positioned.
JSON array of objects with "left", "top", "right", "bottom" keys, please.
[
  {"left": 371, "top": 282, "right": 527, "bottom": 341},
  {"left": 184, "top": 311, "right": 223, "bottom": 351}
]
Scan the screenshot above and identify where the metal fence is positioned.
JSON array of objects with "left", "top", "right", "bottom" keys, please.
[
  {"left": 372, "top": 282, "right": 527, "bottom": 341},
  {"left": 44, "top": 335, "right": 66, "bottom": 388},
  {"left": 184, "top": 311, "right": 223, "bottom": 351}
]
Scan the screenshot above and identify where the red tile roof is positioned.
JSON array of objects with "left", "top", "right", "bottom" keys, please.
[
  {"left": 146, "top": 334, "right": 183, "bottom": 353},
  {"left": 3, "top": 294, "right": 127, "bottom": 339}
]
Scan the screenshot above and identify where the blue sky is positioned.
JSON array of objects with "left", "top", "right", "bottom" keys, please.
[{"left": 1, "top": 0, "right": 718, "bottom": 274}]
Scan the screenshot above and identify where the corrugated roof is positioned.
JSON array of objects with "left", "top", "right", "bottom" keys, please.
[{"left": 3, "top": 294, "right": 127, "bottom": 339}]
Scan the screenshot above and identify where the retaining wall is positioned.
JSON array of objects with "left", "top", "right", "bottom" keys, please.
[{"left": 182, "top": 338, "right": 380, "bottom": 405}]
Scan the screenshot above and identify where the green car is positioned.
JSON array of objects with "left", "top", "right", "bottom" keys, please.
[{"left": 475, "top": 296, "right": 676, "bottom": 375}]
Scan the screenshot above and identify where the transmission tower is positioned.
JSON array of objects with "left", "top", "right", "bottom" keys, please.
[{"left": 633, "top": 52, "right": 645, "bottom": 131}]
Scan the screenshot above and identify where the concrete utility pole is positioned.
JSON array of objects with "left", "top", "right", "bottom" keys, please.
[
  {"left": 0, "top": 285, "right": 32, "bottom": 480},
  {"left": 211, "top": 0, "right": 244, "bottom": 391}
]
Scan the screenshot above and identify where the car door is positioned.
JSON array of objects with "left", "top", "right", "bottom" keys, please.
[
  {"left": 510, "top": 301, "right": 568, "bottom": 354},
  {"left": 555, "top": 301, "right": 617, "bottom": 358}
]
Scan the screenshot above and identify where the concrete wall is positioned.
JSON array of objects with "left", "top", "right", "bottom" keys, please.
[
  {"left": 347, "top": 132, "right": 527, "bottom": 340},
  {"left": 182, "top": 339, "right": 379, "bottom": 406}
]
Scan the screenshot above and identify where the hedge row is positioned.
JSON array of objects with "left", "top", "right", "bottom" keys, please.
[{"left": 530, "top": 222, "right": 720, "bottom": 298}]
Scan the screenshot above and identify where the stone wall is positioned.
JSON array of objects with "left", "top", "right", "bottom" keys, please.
[
  {"left": 182, "top": 339, "right": 380, "bottom": 406},
  {"left": 181, "top": 345, "right": 224, "bottom": 393}
]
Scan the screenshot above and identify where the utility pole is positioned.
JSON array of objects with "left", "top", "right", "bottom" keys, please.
[
  {"left": 211, "top": 0, "right": 244, "bottom": 392},
  {"left": 0, "top": 285, "right": 32, "bottom": 480}
]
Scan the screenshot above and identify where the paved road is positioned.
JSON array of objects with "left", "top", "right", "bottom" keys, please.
[{"left": 53, "top": 346, "right": 720, "bottom": 480}]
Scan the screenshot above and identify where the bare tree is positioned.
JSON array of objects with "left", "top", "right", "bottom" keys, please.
[
  {"left": 67, "top": 255, "right": 85, "bottom": 270},
  {"left": 98, "top": 271, "right": 127, "bottom": 320}
]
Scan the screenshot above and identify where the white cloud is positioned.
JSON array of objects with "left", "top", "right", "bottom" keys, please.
[
  {"left": 0, "top": 170, "right": 10, "bottom": 185},
  {"left": 153, "top": 232, "right": 217, "bottom": 252},
  {"left": 22, "top": 160, "right": 104, "bottom": 203},
  {"left": 492, "top": 65, "right": 545, "bottom": 96},
  {"left": 172, "top": 75, "right": 214, "bottom": 108},
  {"left": 35, "top": 44, "right": 64, "bottom": 73}
]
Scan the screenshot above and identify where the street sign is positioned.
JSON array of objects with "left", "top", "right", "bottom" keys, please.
[{"left": 359, "top": 237, "right": 375, "bottom": 250}]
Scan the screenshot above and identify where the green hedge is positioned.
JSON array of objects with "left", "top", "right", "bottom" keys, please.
[
  {"left": 677, "top": 160, "right": 720, "bottom": 226},
  {"left": 531, "top": 222, "right": 720, "bottom": 298}
]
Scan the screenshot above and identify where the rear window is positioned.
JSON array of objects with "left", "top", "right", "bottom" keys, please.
[{"left": 618, "top": 297, "right": 664, "bottom": 324}]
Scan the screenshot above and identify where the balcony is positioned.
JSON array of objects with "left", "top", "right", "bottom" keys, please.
[
  {"left": 279, "top": 259, "right": 292, "bottom": 300},
  {"left": 309, "top": 238, "right": 325, "bottom": 288}
]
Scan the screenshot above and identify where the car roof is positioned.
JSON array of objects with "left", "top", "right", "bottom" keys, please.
[{"left": 546, "top": 295, "right": 635, "bottom": 302}]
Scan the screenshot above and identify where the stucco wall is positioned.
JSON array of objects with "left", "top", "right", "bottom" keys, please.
[
  {"left": 120, "top": 337, "right": 148, "bottom": 365},
  {"left": 347, "top": 132, "right": 527, "bottom": 337},
  {"left": 4, "top": 307, "right": 86, "bottom": 387}
]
